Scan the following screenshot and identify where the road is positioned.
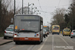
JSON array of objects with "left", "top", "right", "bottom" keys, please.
[{"left": 0, "top": 34, "right": 75, "bottom": 50}]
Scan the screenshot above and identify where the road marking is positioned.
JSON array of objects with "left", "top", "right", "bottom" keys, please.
[
  {"left": 52, "top": 35, "right": 54, "bottom": 50},
  {"left": 61, "top": 35, "right": 75, "bottom": 44},
  {"left": 59, "top": 36, "right": 70, "bottom": 46},
  {"left": 70, "top": 39, "right": 75, "bottom": 44},
  {"left": 9, "top": 46, "right": 16, "bottom": 50},
  {"left": 27, "top": 45, "right": 34, "bottom": 50},
  {"left": 9, "top": 45, "right": 24, "bottom": 50},
  {"left": 38, "top": 35, "right": 50, "bottom": 50}
]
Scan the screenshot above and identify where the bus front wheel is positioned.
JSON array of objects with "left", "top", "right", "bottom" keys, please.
[{"left": 15, "top": 42, "right": 20, "bottom": 45}]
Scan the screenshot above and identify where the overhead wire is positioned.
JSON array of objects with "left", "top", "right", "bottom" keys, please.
[
  {"left": 37, "top": 0, "right": 71, "bottom": 14},
  {"left": 37, "top": 0, "right": 44, "bottom": 15},
  {"left": 58, "top": 0, "right": 61, "bottom": 7},
  {"left": 38, "top": 0, "right": 43, "bottom": 10}
]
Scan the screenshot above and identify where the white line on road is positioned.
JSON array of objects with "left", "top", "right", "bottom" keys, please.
[
  {"left": 52, "top": 35, "right": 54, "bottom": 50},
  {"left": 61, "top": 35, "right": 75, "bottom": 44},
  {"left": 69, "top": 38, "right": 75, "bottom": 44},
  {"left": 38, "top": 35, "right": 50, "bottom": 50},
  {"left": 27, "top": 45, "right": 34, "bottom": 50},
  {"left": 59, "top": 36, "right": 70, "bottom": 46},
  {"left": 9, "top": 46, "right": 16, "bottom": 50},
  {"left": 9, "top": 45, "right": 24, "bottom": 50}
]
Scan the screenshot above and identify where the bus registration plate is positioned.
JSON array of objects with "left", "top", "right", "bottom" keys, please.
[{"left": 25, "top": 38, "right": 28, "bottom": 40}]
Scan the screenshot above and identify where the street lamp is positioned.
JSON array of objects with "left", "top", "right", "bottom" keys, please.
[
  {"left": 28, "top": 3, "right": 34, "bottom": 14},
  {"left": 22, "top": 0, "right": 23, "bottom": 14},
  {"left": 33, "top": 7, "right": 40, "bottom": 15},
  {"left": 14, "top": 0, "right": 16, "bottom": 15}
]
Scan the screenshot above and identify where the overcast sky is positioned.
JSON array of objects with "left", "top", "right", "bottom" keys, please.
[{"left": 13, "top": 0, "right": 72, "bottom": 26}]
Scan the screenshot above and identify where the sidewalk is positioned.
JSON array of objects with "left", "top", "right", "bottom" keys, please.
[{"left": 0, "top": 37, "right": 13, "bottom": 46}]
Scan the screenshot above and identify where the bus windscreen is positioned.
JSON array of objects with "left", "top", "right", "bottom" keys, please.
[
  {"left": 53, "top": 26, "right": 59, "bottom": 30},
  {"left": 15, "top": 15, "right": 40, "bottom": 32}
]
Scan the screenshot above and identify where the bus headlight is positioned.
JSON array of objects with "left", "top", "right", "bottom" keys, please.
[{"left": 14, "top": 34, "right": 17, "bottom": 37}]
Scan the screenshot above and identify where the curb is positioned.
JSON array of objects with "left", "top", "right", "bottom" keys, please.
[{"left": 0, "top": 41, "right": 13, "bottom": 46}]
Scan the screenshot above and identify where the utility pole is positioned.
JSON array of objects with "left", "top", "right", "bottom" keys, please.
[
  {"left": 0, "top": 0, "right": 2, "bottom": 15},
  {"left": 72, "top": 10, "right": 73, "bottom": 30},
  {"left": 22, "top": 0, "right": 23, "bottom": 14},
  {"left": 28, "top": 3, "right": 29, "bottom": 14},
  {"left": 14, "top": 0, "right": 16, "bottom": 15},
  {"left": 0, "top": 0, "right": 2, "bottom": 28}
]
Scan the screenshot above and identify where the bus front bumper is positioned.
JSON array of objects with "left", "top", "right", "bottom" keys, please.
[{"left": 13, "top": 37, "right": 40, "bottom": 41}]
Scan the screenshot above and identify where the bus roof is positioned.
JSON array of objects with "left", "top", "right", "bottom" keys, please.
[
  {"left": 14, "top": 15, "right": 43, "bottom": 22},
  {"left": 43, "top": 26, "right": 49, "bottom": 27}
]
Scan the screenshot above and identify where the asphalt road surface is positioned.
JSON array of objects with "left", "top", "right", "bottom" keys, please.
[{"left": 0, "top": 34, "right": 75, "bottom": 50}]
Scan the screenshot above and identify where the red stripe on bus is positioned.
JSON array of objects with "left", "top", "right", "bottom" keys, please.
[{"left": 13, "top": 37, "right": 40, "bottom": 41}]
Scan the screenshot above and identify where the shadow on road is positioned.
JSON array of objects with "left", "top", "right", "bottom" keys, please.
[
  {"left": 3, "top": 37, "right": 13, "bottom": 40},
  {"left": 15, "top": 41, "right": 43, "bottom": 45}
]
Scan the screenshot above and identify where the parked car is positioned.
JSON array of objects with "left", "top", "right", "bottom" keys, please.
[
  {"left": 4, "top": 27, "right": 14, "bottom": 39},
  {"left": 70, "top": 30, "right": 75, "bottom": 38},
  {"left": 8, "top": 24, "right": 14, "bottom": 28}
]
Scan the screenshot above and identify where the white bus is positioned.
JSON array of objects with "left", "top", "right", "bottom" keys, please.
[{"left": 13, "top": 15, "right": 43, "bottom": 44}]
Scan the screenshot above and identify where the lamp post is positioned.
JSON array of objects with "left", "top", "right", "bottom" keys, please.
[
  {"left": 28, "top": 3, "right": 29, "bottom": 14},
  {"left": 14, "top": 0, "right": 16, "bottom": 15},
  {"left": 28, "top": 3, "right": 40, "bottom": 15},
  {"left": 22, "top": 0, "right": 23, "bottom": 14},
  {"left": 28, "top": 3, "right": 34, "bottom": 15}
]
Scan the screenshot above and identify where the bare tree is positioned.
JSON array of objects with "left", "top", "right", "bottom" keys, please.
[
  {"left": 0, "top": 0, "right": 14, "bottom": 31},
  {"left": 2, "top": 0, "right": 12, "bottom": 9},
  {"left": 54, "top": 8, "right": 66, "bottom": 15},
  {"left": 50, "top": 8, "right": 66, "bottom": 30}
]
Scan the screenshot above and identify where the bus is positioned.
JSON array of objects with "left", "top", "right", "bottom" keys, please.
[
  {"left": 13, "top": 15, "right": 43, "bottom": 44},
  {"left": 43, "top": 26, "right": 49, "bottom": 35},
  {"left": 52, "top": 25, "right": 60, "bottom": 35},
  {"left": 43, "top": 26, "right": 49, "bottom": 38}
]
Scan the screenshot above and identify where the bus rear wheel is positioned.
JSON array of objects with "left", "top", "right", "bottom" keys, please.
[
  {"left": 41, "top": 38, "right": 43, "bottom": 42},
  {"left": 63, "top": 35, "right": 65, "bottom": 36}
]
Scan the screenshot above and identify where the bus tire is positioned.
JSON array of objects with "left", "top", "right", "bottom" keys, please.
[
  {"left": 69, "top": 35, "right": 70, "bottom": 36},
  {"left": 15, "top": 42, "right": 19, "bottom": 45},
  {"left": 41, "top": 38, "right": 43, "bottom": 42},
  {"left": 41, "top": 40, "right": 43, "bottom": 42},
  {"left": 58, "top": 33, "right": 59, "bottom": 35},
  {"left": 70, "top": 37, "right": 73, "bottom": 38},
  {"left": 4, "top": 36, "right": 7, "bottom": 39},
  {"left": 63, "top": 35, "right": 64, "bottom": 36},
  {"left": 38, "top": 41, "right": 41, "bottom": 44}
]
